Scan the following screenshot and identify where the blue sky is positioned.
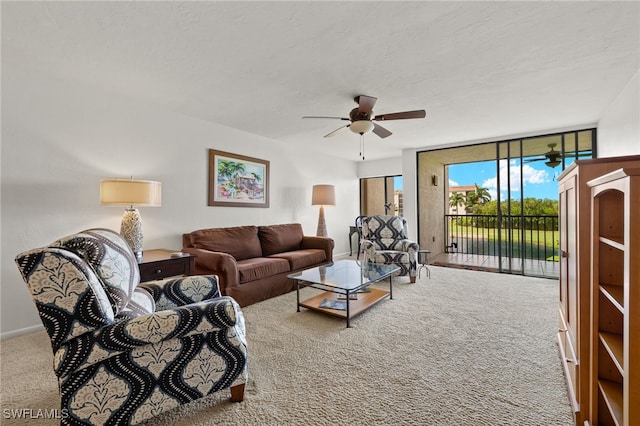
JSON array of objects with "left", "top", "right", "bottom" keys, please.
[{"left": 448, "top": 159, "right": 567, "bottom": 201}]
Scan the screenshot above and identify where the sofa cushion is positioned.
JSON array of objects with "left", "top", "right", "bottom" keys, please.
[
  {"left": 259, "top": 224, "right": 304, "bottom": 256},
  {"left": 190, "top": 226, "right": 262, "bottom": 261},
  {"left": 237, "top": 257, "right": 290, "bottom": 283},
  {"left": 270, "top": 249, "right": 327, "bottom": 271}
]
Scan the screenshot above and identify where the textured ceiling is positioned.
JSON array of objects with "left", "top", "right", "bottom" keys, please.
[{"left": 3, "top": 1, "right": 639, "bottom": 161}]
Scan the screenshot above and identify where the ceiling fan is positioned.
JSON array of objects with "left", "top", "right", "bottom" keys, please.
[
  {"left": 302, "top": 95, "right": 426, "bottom": 159},
  {"left": 524, "top": 143, "right": 591, "bottom": 168}
]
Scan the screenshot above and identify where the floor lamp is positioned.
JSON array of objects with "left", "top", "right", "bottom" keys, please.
[
  {"left": 100, "top": 178, "right": 162, "bottom": 261},
  {"left": 312, "top": 184, "right": 335, "bottom": 237}
]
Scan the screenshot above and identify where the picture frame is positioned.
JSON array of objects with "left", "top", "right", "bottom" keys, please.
[{"left": 208, "top": 149, "right": 270, "bottom": 208}]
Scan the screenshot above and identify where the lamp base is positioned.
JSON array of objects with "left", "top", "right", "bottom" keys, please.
[
  {"left": 121, "top": 208, "right": 143, "bottom": 260},
  {"left": 316, "top": 205, "right": 328, "bottom": 237}
]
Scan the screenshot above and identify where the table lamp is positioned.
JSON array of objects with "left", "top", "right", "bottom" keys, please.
[
  {"left": 100, "top": 178, "right": 162, "bottom": 260},
  {"left": 312, "top": 184, "right": 335, "bottom": 237}
]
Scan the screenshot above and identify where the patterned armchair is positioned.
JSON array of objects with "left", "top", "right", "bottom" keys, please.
[
  {"left": 14, "top": 228, "right": 248, "bottom": 425},
  {"left": 360, "top": 215, "right": 419, "bottom": 283}
]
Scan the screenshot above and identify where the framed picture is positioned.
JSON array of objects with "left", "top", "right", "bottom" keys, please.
[{"left": 208, "top": 149, "right": 270, "bottom": 207}]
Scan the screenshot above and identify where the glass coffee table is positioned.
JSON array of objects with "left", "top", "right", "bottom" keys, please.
[{"left": 288, "top": 260, "right": 400, "bottom": 327}]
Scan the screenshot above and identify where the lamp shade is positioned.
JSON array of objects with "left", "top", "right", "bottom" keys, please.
[
  {"left": 312, "top": 184, "right": 336, "bottom": 206},
  {"left": 100, "top": 179, "right": 162, "bottom": 206}
]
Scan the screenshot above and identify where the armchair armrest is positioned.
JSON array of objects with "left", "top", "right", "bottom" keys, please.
[
  {"left": 182, "top": 248, "right": 240, "bottom": 296},
  {"left": 400, "top": 239, "right": 420, "bottom": 254},
  {"left": 139, "top": 275, "right": 222, "bottom": 311},
  {"left": 55, "top": 296, "right": 244, "bottom": 377},
  {"left": 301, "top": 236, "right": 334, "bottom": 262},
  {"left": 360, "top": 239, "right": 374, "bottom": 249},
  {"left": 360, "top": 239, "right": 376, "bottom": 260}
]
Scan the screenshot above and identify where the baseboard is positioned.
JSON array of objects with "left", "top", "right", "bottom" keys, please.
[
  {"left": 431, "top": 261, "right": 499, "bottom": 273},
  {"left": 1, "top": 324, "right": 44, "bottom": 341}
]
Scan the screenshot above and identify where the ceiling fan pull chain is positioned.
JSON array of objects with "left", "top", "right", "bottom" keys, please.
[{"left": 360, "top": 134, "right": 365, "bottom": 160}]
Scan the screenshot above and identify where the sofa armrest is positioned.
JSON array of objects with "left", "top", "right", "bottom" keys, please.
[
  {"left": 139, "top": 275, "right": 222, "bottom": 311},
  {"left": 301, "top": 236, "right": 334, "bottom": 262},
  {"left": 182, "top": 248, "right": 240, "bottom": 296}
]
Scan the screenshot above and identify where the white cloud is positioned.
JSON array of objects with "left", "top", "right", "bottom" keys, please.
[
  {"left": 482, "top": 160, "right": 550, "bottom": 196},
  {"left": 449, "top": 179, "right": 459, "bottom": 187}
]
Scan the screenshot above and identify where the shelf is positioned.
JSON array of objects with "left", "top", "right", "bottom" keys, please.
[
  {"left": 598, "top": 379, "right": 623, "bottom": 426},
  {"left": 298, "top": 288, "right": 390, "bottom": 320},
  {"left": 598, "top": 242, "right": 625, "bottom": 286},
  {"left": 600, "top": 285, "right": 624, "bottom": 313},
  {"left": 599, "top": 332, "right": 624, "bottom": 374},
  {"left": 589, "top": 167, "right": 640, "bottom": 425},
  {"left": 599, "top": 236, "right": 625, "bottom": 251}
]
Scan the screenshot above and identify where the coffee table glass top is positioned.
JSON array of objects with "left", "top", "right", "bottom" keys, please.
[{"left": 288, "top": 260, "right": 399, "bottom": 291}]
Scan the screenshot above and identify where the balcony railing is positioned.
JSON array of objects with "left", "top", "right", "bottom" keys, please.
[{"left": 444, "top": 214, "right": 559, "bottom": 262}]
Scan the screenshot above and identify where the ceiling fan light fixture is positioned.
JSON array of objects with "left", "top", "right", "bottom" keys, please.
[
  {"left": 349, "top": 120, "right": 374, "bottom": 135},
  {"left": 545, "top": 159, "right": 561, "bottom": 168}
]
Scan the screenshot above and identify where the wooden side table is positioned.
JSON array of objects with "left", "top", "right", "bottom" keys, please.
[{"left": 138, "top": 249, "right": 195, "bottom": 282}]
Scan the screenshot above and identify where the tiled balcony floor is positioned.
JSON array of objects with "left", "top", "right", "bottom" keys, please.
[{"left": 429, "top": 252, "right": 559, "bottom": 279}]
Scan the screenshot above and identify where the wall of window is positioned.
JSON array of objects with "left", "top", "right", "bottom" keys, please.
[{"left": 416, "top": 128, "right": 595, "bottom": 276}]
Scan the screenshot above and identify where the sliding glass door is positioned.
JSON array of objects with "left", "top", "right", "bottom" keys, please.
[
  {"left": 416, "top": 128, "right": 595, "bottom": 278},
  {"left": 360, "top": 175, "right": 403, "bottom": 216},
  {"left": 496, "top": 139, "right": 524, "bottom": 274}
]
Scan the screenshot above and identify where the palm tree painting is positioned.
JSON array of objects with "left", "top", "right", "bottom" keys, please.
[{"left": 209, "top": 150, "right": 270, "bottom": 207}]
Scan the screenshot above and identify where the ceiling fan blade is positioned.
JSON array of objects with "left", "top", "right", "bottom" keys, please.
[
  {"left": 374, "top": 110, "right": 426, "bottom": 121},
  {"left": 372, "top": 123, "right": 392, "bottom": 138},
  {"left": 356, "top": 95, "right": 377, "bottom": 115},
  {"left": 302, "top": 116, "right": 350, "bottom": 120},
  {"left": 324, "top": 124, "right": 350, "bottom": 138}
]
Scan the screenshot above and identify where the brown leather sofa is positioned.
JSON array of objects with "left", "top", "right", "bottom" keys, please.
[{"left": 182, "top": 223, "right": 334, "bottom": 307}]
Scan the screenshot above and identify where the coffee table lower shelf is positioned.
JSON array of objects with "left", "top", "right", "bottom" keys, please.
[{"left": 299, "top": 288, "right": 390, "bottom": 321}]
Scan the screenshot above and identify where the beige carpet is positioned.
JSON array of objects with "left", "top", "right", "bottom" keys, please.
[{"left": 1, "top": 266, "right": 573, "bottom": 425}]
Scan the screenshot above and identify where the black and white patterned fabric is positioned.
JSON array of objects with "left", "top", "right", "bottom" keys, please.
[
  {"left": 360, "top": 215, "right": 419, "bottom": 280},
  {"left": 51, "top": 228, "right": 140, "bottom": 316},
  {"left": 15, "top": 228, "right": 248, "bottom": 425}
]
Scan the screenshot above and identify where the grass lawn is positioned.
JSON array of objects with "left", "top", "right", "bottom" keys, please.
[{"left": 449, "top": 224, "right": 559, "bottom": 260}]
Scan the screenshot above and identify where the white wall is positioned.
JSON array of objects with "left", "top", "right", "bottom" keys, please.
[
  {"left": 357, "top": 157, "right": 402, "bottom": 179},
  {"left": 598, "top": 70, "right": 640, "bottom": 156},
  {"left": 401, "top": 151, "right": 418, "bottom": 242},
  {"left": 1, "top": 63, "right": 358, "bottom": 337}
]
